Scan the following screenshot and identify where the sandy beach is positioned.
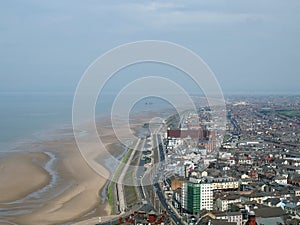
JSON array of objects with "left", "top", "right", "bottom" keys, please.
[
  {"left": 0, "top": 152, "right": 51, "bottom": 203},
  {"left": 0, "top": 121, "right": 116, "bottom": 225},
  {"left": 0, "top": 110, "right": 168, "bottom": 225},
  {"left": 15, "top": 140, "right": 110, "bottom": 225}
]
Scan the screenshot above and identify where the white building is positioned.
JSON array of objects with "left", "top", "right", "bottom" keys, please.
[
  {"left": 274, "top": 176, "right": 288, "bottom": 185},
  {"left": 182, "top": 177, "right": 213, "bottom": 213},
  {"left": 167, "top": 138, "right": 183, "bottom": 150},
  {"left": 215, "top": 212, "right": 243, "bottom": 225}
]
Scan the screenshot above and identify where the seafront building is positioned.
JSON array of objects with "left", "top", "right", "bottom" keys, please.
[{"left": 182, "top": 176, "right": 213, "bottom": 213}]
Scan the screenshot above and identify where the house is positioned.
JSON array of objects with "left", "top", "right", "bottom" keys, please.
[
  {"left": 240, "top": 192, "right": 273, "bottom": 204},
  {"left": 284, "top": 203, "right": 300, "bottom": 216},
  {"left": 254, "top": 207, "right": 285, "bottom": 225},
  {"left": 263, "top": 198, "right": 281, "bottom": 207},
  {"left": 274, "top": 176, "right": 288, "bottom": 185},
  {"left": 294, "top": 189, "right": 300, "bottom": 197},
  {"left": 208, "top": 177, "right": 239, "bottom": 191},
  {"left": 214, "top": 212, "right": 243, "bottom": 225},
  {"left": 216, "top": 195, "right": 241, "bottom": 211},
  {"left": 172, "top": 188, "right": 182, "bottom": 209},
  {"left": 229, "top": 157, "right": 236, "bottom": 166},
  {"left": 238, "top": 156, "right": 253, "bottom": 165}
]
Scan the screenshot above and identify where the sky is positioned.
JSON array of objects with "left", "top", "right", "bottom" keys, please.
[{"left": 1, "top": 0, "right": 300, "bottom": 95}]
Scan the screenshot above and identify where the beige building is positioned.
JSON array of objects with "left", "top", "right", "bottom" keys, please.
[{"left": 207, "top": 177, "right": 239, "bottom": 191}]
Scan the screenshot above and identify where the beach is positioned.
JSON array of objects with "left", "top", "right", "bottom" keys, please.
[
  {"left": 0, "top": 152, "right": 51, "bottom": 203},
  {"left": 0, "top": 117, "right": 119, "bottom": 225},
  {"left": 0, "top": 110, "right": 167, "bottom": 225}
]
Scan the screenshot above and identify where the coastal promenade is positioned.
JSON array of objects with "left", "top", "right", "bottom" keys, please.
[
  {"left": 77, "top": 123, "right": 166, "bottom": 225},
  {"left": 116, "top": 138, "right": 141, "bottom": 213}
]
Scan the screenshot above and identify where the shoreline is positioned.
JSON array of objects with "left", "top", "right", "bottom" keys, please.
[
  {"left": 25, "top": 129, "right": 116, "bottom": 224},
  {"left": 0, "top": 120, "right": 114, "bottom": 224},
  {"left": 0, "top": 109, "right": 172, "bottom": 224}
]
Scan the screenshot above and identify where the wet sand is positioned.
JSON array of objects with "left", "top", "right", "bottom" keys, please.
[
  {"left": 0, "top": 152, "right": 51, "bottom": 203},
  {"left": 0, "top": 138, "right": 111, "bottom": 225},
  {"left": 14, "top": 140, "right": 110, "bottom": 225},
  {"left": 0, "top": 110, "right": 169, "bottom": 225},
  {"left": 0, "top": 122, "right": 117, "bottom": 224}
]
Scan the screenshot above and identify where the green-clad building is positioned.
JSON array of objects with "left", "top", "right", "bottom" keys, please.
[{"left": 182, "top": 177, "right": 213, "bottom": 214}]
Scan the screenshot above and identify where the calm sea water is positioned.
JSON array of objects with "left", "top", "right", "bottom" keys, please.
[
  {"left": 0, "top": 91, "right": 175, "bottom": 152},
  {"left": 0, "top": 92, "right": 71, "bottom": 151}
]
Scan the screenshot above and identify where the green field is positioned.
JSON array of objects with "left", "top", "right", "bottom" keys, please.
[
  {"left": 124, "top": 185, "right": 138, "bottom": 208},
  {"left": 107, "top": 144, "right": 135, "bottom": 214},
  {"left": 123, "top": 145, "right": 141, "bottom": 207},
  {"left": 107, "top": 181, "right": 115, "bottom": 213}
]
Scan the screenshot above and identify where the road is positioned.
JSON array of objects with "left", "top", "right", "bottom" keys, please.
[
  {"left": 154, "top": 132, "right": 184, "bottom": 225},
  {"left": 154, "top": 182, "right": 183, "bottom": 225},
  {"left": 96, "top": 123, "right": 185, "bottom": 225}
]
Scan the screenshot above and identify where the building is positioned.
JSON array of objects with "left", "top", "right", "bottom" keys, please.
[
  {"left": 263, "top": 198, "right": 281, "bottom": 207},
  {"left": 182, "top": 177, "right": 213, "bottom": 213},
  {"left": 274, "top": 176, "right": 288, "bottom": 185},
  {"left": 208, "top": 177, "right": 239, "bottom": 191},
  {"left": 214, "top": 212, "right": 243, "bottom": 225},
  {"left": 167, "top": 128, "right": 204, "bottom": 140},
  {"left": 295, "top": 189, "right": 300, "bottom": 197},
  {"left": 117, "top": 209, "right": 169, "bottom": 224},
  {"left": 240, "top": 192, "right": 273, "bottom": 204},
  {"left": 237, "top": 156, "right": 253, "bottom": 165},
  {"left": 215, "top": 195, "right": 241, "bottom": 211},
  {"left": 254, "top": 207, "right": 285, "bottom": 225}
]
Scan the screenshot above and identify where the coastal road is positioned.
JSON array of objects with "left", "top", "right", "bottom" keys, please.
[
  {"left": 154, "top": 182, "right": 183, "bottom": 225},
  {"left": 154, "top": 130, "right": 184, "bottom": 225},
  {"left": 137, "top": 124, "right": 184, "bottom": 224}
]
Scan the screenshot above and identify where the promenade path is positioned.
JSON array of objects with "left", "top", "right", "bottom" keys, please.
[{"left": 117, "top": 138, "right": 141, "bottom": 212}]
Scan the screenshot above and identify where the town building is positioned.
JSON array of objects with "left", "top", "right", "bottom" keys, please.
[{"left": 182, "top": 177, "right": 213, "bottom": 213}]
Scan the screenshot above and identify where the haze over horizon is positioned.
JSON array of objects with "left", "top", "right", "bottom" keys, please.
[
  {"left": 1, "top": 0, "right": 299, "bottom": 95},
  {"left": 1, "top": 2, "right": 300, "bottom": 224}
]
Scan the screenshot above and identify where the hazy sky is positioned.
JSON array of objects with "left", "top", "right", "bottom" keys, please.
[{"left": 1, "top": 0, "right": 299, "bottom": 94}]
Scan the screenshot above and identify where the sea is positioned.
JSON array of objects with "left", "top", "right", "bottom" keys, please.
[{"left": 0, "top": 91, "right": 177, "bottom": 153}]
